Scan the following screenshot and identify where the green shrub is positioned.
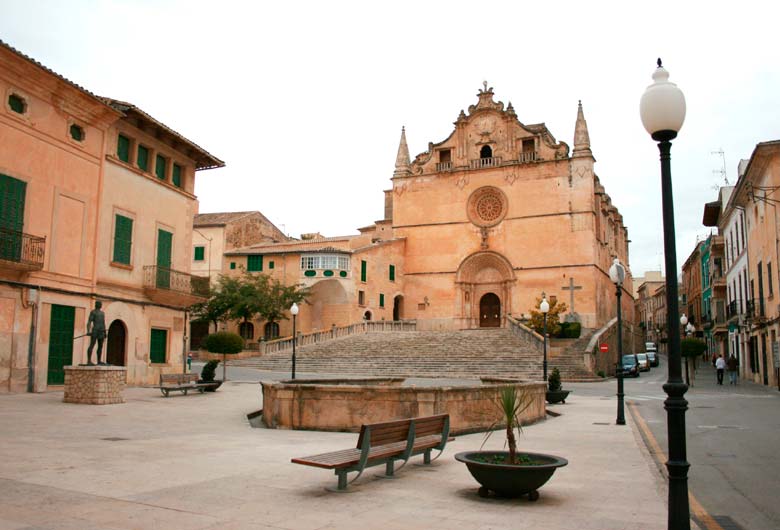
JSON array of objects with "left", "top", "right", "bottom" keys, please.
[
  {"left": 597, "top": 370, "right": 606, "bottom": 378},
  {"left": 548, "top": 367, "right": 562, "bottom": 392},
  {"left": 563, "top": 322, "right": 581, "bottom": 338},
  {"left": 203, "top": 332, "right": 244, "bottom": 354},
  {"left": 200, "top": 360, "right": 220, "bottom": 382},
  {"left": 681, "top": 337, "right": 707, "bottom": 358},
  {"left": 556, "top": 322, "right": 569, "bottom": 338}
]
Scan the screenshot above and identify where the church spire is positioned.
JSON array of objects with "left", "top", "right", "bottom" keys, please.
[
  {"left": 572, "top": 100, "right": 592, "bottom": 158},
  {"left": 394, "top": 126, "right": 412, "bottom": 177}
]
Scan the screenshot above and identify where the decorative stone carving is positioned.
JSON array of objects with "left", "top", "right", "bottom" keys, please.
[{"left": 467, "top": 186, "right": 508, "bottom": 228}]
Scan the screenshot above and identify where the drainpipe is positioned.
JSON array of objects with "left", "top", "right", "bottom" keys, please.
[
  {"left": 26, "top": 288, "right": 39, "bottom": 393},
  {"left": 182, "top": 309, "right": 189, "bottom": 373}
]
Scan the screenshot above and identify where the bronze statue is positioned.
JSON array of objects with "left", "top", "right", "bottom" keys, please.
[{"left": 86, "top": 301, "right": 107, "bottom": 365}]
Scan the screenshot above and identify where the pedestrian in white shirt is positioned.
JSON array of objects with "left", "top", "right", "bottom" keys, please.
[{"left": 715, "top": 354, "right": 726, "bottom": 385}]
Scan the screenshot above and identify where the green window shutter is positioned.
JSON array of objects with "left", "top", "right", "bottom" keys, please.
[
  {"left": 156, "top": 229, "right": 173, "bottom": 288},
  {"left": 112, "top": 215, "right": 133, "bottom": 265},
  {"left": 70, "top": 124, "right": 84, "bottom": 142},
  {"left": 230, "top": 262, "right": 236, "bottom": 270},
  {"left": 269, "top": 261, "right": 274, "bottom": 269},
  {"left": 379, "top": 294, "right": 385, "bottom": 307},
  {"left": 155, "top": 155, "right": 166, "bottom": 179},
  {"left": 47, "top": 304, "right": 75, "bottom": 384},
  {"left": 194, "top": 246, "right": 205, "bottom": 261},
  {"left": 117, "top": 135, "right": 130, "bottom": 162},
  {"left": 0, "top": 173, "right": 27, "bottom": 262},
  {"left": 137, "top": 145, "right": 149, "bottom": 171},
  {"left": 172, "top": 164, "right": 182, "bottom": 187},
  {"left": 389, "top": 264, "right": 395, "bottom": 282},
  {"left": 8, "top": 94, "right": 25, "bottom": 114},
  {"left": 150, "top": 329, "right": 167, "bottom": 364},
  {"left": 247, "top": 255, "right": 263, "bottom": 272},
  {"left": 361, "top": 260, "right": 367, "bottom": 282}
]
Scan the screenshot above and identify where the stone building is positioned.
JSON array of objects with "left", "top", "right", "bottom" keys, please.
[
  {"left": 219, "top": 85, "right": 633, "bottom": 340},
  {"left": 0, "top": 40, "right": 222, "bottom": 392}
]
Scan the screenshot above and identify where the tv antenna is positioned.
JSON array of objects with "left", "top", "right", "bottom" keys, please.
[{"left": 712, "top": 148, "right": 729, "bottom": 185}]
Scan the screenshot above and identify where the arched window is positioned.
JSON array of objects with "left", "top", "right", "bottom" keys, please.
[
  {"left": 239, "top": 322, "right": 254, "bottom": 340},
  {"left": 264, "top": 322, "right": 280, "bottom": 340},
  {"left": 480, "top": 145, "right": 493, "bottom": 159}
]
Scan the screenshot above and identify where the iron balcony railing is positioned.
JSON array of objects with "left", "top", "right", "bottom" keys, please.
[
  {"left": 0, "top": 227, "right": 45, "bottom": 270},
  {"left": 727, "top": 300, "right": 738, "bottom": 320},
  {"left": 143, "top": 265, "right": 209, "bottom": 297}
]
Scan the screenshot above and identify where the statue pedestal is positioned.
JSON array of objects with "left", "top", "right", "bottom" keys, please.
[{"left": 63, "top": 366, "right": 126, "bottom": 405}]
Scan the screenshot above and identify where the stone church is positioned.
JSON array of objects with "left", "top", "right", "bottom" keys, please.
[{"left": 220, "top": 84, "right": 633, "bottom": 340}]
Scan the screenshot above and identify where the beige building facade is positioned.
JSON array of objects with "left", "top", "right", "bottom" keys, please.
[
  {"left": 0, "top": 41, "right": 222, "bottom": 392},
  {"left": 217, "top": 85, "right": 634, "bottom": 340}
]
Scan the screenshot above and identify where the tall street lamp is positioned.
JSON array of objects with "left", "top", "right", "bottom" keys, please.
[
  {"left": 290, "top": 302, "right": 299, "bottom": 380},
  {"left": 540, "top": 295, "right": 550, "bottom": 380},
  {"left": 609, "top": 257, "right": 626, "bottom": 425},
  {"left": 640, "top": 58, "right": 689, "bottom": 530}
]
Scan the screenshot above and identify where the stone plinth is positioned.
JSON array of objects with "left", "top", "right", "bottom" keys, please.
[
  {"left": 63, "top": 366, "right": 126, "bottom": 405},
  {"left": 260, "top": 378, "right": 545, "bottom": 434}
]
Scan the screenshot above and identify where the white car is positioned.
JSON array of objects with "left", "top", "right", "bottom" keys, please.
[
  {"left": 645, "top": 342, "right": 657, "bottom": 352},
  {"left": 636, "top": 353, "right": 650, "bottom": 372}
]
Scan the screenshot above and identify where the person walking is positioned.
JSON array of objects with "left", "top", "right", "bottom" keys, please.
[
  {"left": 727, "top": 353, "right": 738, "bottom": 385},
  {"left": 715, "top": 354, "right": 726, "bottom": 385}
]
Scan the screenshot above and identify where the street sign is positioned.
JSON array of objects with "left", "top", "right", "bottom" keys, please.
[{"left": 599, "top": 343, "right": 609, "bottom": 353}]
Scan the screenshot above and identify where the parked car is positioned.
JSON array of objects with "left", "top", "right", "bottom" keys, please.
[
  {"left": 636, "top": 353, "right": 650, "bottom": 372},
  {"left": 645, "top": 342, "right": 657, "bottom": 352},
  {"left": 647, "top": 351, "right": 659, "bottom": 367},
  {"left": 620, "top": 354, "right": 640, "bottom": 377}
]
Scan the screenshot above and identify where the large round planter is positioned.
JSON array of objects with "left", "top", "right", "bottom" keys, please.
[
  {"left": 455, "top": 451, "right": 567, "bottom": 500},
  {"left": 545, "top": 389, "right": 571, "bottom": 404}
]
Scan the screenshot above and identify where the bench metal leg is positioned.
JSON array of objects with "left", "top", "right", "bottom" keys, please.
[{"left": 424, "top": 449, "right": 431, "bottom": 464}]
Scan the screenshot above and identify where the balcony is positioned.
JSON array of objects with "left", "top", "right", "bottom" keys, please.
[
  {"left": 143, "top": 265, "right": 209, "bottom": 307},
  {"left": 518, "top": 151, "right": 538, "bottom": 163},
  {"left": 727, "top": 300, "right": 738, "bottom": 321},
  {"left": 0, "top": 227, "right": 45, "bottom": 272},
  {"left": 469, "top": 157, "right": 502, "bottom": 169},
  {"left": 435, "top": 161, "right": 453, "bottom": 172},
  {"left": 711, "top": 274, "right": 726, "bottom": 293}
]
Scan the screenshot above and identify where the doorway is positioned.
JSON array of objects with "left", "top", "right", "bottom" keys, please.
[
  {"left": 47, "top": 304, "right": 75, "bottom": 385},
  {"left": 106, "top": 319, "right": 126, "bottom": 366},
  {"left": 393, "top": 295, "right": 403, "bottom": 321},
  {"left": 479, "top": 293, "right": 501, "bottom": 327}
]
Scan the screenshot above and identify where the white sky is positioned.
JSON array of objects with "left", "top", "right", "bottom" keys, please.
[{"left": 2, "top": 0, "right": 779, "bottom": 278}]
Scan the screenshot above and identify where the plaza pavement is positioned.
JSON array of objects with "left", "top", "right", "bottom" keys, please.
[{"left": 0, "top": 378, "right": 687, "bottom": 530}]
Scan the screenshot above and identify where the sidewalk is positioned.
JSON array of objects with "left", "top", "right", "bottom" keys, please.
[{"left": 0, "top": 382, "right": 672, "bottom": 530}]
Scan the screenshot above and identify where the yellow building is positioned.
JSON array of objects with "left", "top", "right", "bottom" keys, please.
[
  {"left": 219, "top": 85, "right": 633, "bottom": 340},
  {"left": 0, "top": 40, "right": 223, "bottom": 392}
]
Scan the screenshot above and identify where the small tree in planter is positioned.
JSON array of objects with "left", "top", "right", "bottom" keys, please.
[
  {"left": 546, "top": 367, "right": 571, "bottom": 404},
  {"left": 203, "top": 332, "right": 244, "bottom": 382}
]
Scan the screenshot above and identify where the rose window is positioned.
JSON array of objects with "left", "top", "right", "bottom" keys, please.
[{"left": 467, "top": 186, "right": 508, "bottom": 227}]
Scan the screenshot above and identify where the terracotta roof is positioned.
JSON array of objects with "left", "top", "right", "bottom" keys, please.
[
  {"left": 102, "top": 98, "right": 224, "bottom": 170},
  {"left": 194, "top": 211, "right": 257, "bottom": 227}
]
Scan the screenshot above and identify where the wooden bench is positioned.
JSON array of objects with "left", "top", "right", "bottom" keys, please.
[
  {"left": 157, "top": 373, "right": 207, "bottom": 397},
  {"left": 291, "top": 414, "right": 450, "bottom": 491}
]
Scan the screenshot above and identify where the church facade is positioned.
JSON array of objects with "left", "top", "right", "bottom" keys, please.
[{"left": 218, "top": 85, "right": 633, "bottom": 340}]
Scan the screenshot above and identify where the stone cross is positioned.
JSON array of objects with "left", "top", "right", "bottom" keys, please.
[{"left": 562, "top": 277, "right": 582, "bottom": 318}]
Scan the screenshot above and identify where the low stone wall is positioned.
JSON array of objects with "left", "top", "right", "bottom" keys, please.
[
  {"left": 260, "top": 378, "right": 546, "bottom": 434},
  {"left": 63, "top": 366, "right": 126, "bottom": 405}
]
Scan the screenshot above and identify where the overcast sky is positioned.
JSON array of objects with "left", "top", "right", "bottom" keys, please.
[{"left": 2, "top": 0, "right": 779, "bottom": 278}]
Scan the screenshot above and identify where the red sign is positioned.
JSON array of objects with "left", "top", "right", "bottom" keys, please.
[{"left": 599, "top": 343, "right": 609, "bottom": 353}]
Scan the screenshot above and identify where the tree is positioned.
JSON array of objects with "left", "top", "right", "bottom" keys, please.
[
  {"left": 527, "top": 297, "right": 568, "bottom": 337},
  {"left": 203, "top": 332, "right": 244, "bottom": 381},
  {"left": 680, "top": 338, "right": 707, "bottom": 358},
  {"left": 190, "top": 279, "right": 234, "bottom": 330}
]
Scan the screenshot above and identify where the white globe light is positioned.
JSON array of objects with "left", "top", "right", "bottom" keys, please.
[
  {"left": 640, "top": 59, "right": 686, "bottom": 136},
  {"left": 539, "top": 298, "right": 550, "bottom": 314},
  {"left": 609, "top": 258, "right": 625, "bottom": 285},
  {"left": 680, "top": 313, "right": 688, "bottom": 326},
  {"left": 290, "top": 302, "right": 299, "bottom": 316}
]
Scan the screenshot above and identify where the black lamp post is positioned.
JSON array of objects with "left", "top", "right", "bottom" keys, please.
[
  {"left": 609, "top": 258, "right": 626, "bottom": 425},
  {"left": 640, "top": 58, "right": 690, "bottom": 530},
  {"left": 540, "top": 295, "right": 550, "bottom": 381},
  {"left": 290, "top": 302, "right": 299, "bottom": 379}
]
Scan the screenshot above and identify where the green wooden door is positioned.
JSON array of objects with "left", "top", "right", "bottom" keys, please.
[
  {"left": 48, "top": 304, "right": 75, "bottom": 385},
  {"left": 0, "top": 173, "right": 27, "bottom": 261},
  {"left": 156, "top": 229, "right": 172, "bottom": 289}
]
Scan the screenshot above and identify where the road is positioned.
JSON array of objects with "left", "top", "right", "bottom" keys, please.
[{"left": 569, "top": 357, "right": 780, "bottom": 530}]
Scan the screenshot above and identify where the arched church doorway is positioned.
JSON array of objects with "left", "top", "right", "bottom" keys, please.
[
  {"left": 364, "top": 311, "right": 372, "bottom": 321},
  {"left": 393, "top": 295, "right": 403, "bottom": 320},
  {"left": 479, "top": 293, "right": 501, "bottom": 327},
  {"left": 106, "top": 320, "right": 126, "bottom": 366}
]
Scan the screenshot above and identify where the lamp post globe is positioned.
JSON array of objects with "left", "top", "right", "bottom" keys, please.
[
  {"left": 540, "top": 296, "right": 550, "bottom": 380},
  {"left": 290, "top": 303, "right": 299, "bottom": 379},
  {"left": 609, "top": 258, "right": 626, "bottom": 425},
  {"left": 640, "top": 59, "right": 690, "bottom": 530},
  {"left": 680, "top": 313, "right": 688, "bottom": 327}
]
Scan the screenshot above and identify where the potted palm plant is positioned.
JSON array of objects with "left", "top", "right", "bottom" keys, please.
[
  {"left": 455, "top": 385, "right": 567, "bottom": 500},
  {"left": 545, "top": 367, "right": 571, "bottom": 404}
]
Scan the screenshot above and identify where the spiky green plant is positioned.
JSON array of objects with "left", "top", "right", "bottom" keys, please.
[{"left": 481, "top": 385, "right": 535, "bottom": 464}]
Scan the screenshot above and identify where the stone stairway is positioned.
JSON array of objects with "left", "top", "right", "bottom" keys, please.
[
  {"left": 232, "top": 328, "right": 598, "bottom": 381},
  {"left": 548, "top": 328, "right": 601, "bottom": 381}
]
